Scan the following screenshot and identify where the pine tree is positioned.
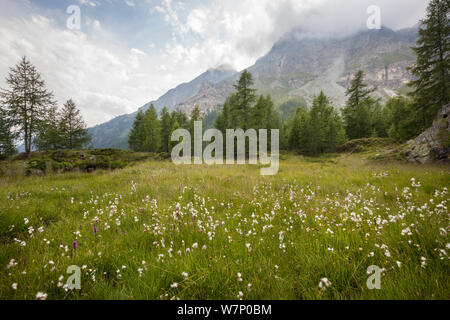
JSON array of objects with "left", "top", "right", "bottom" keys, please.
[
  {"left": 171, "top": 110, "right": 189, "bottom": 129},
  {"left": 342, "top": 71, "right": 377, "bottom": 139},
  {"left": 59, "top": 99, "right": 91, "bottom": 149},
  {"left": 129, "top": 110, "right": 146, "bottom": 151},
  {"left": 214, "top": 99, "right": 231, "bottom": 133},
  {"left": 232, "top": 70, "right": 256, "bottom": 130},
  {"left": 385, "top": 97, "right": 418, "bottom": 142},
  {"left": 345, "top": 70, "right": 375, "bottom": 109},
  {"left": 160, "top": 107, "right": 172, "bottom": 153},
  {"left": 252, "top": 95, "right": 279, "bottom": 130},
  {"left": 409, "top": 0, "right": 450, "bottom": 129},
  {"left": 142, "top": 104, "right": 161, "bottom": 152},
  {"left": 189, "top": 105, "right": 202, "bottom": 133},
  {"left": 34, "top": 104, "right": 63, "bottom": 151},
  {"left": 289, "top": 92, "right": 346, "bottom": 155},
  {"left": 0, "top": 56, "right": 56, "bottom": 154}
]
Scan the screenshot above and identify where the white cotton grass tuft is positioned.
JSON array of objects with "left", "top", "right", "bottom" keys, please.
[
  {"left": 318, "top": 278, "right": 332, "bottom": 291},
  {"left": 36, "top": 292, "right": 48, "bottom": 300}
]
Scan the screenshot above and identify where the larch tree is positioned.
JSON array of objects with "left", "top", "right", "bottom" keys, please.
[
  {"left": 59, "top": 99, "right": 91, "bottom": 150},
  {"left": 0, "top": 56, "right": 56, "bottom": 154},
  {"left": 232, "top": 70, "right": 257, "bottom": 131},
  {"left": 129, "top": 110, "right": 146, "bottom": 152}
]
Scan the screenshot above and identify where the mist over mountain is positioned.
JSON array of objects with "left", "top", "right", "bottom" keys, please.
[{"left": 89, "top": 26, "right": 418, "bottom": 150}]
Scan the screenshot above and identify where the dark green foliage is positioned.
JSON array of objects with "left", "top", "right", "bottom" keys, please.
[
  {"left": 128, "top": 110, "right": 146, "bottom": 152},
  {"left": 59, "top": 99, "right": 91, "bottom": 149},
  {"left": 142, "top": 105, "right": 161, "bottom": 152},
  {"left": 215, "top": 71, "right": 280, "bottom": 134},
  {"left": 231, "top": 70, "right": 257, "bottom": 130},
  {"left": 6, "top": 149, "right": 153, "bottom": 176},
  {"left": 342, "top": 71, "right": 386, "bottom": 140},
  {"left": 34, "top": 100, "right": 91, "bottom": 151},
  {"left": 160, "top": 107, "right": 172, "bottom": 153},
  {"left": 288, "top": 92, "right": 346, "bottom": 156},
  {"left": 251, "top": 95, "right": 280, "bottom": 130},
  {"left": 202, "top": 108, "right": 221, "bottom": 130},
  {"left": 409, "top": 0, "right": 450, "bottom": 129},
  {"left": 128, "top": 105, "right": 162, "bottom": 152},
  {"left": 34, "top": 105, "right": 63, "bottom": 151},
  {"left": 384, "top": 97, "right": 420, "bottom": 142},
  {"left": 214, "top": 98, "right": 233, "bottom": 133}
]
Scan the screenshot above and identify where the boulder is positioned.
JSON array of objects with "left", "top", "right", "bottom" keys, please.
[{"left": 404, "top": 104, "right": 450, "bottom": 164}]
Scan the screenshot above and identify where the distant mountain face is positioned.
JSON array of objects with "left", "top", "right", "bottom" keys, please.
[{"left": 89, "top": 26, "right": 418, "bottom": 149}]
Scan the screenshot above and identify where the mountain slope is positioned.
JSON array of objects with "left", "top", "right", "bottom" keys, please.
[{"left": 175, "top": 27, "right": 417, "bottom": 113}]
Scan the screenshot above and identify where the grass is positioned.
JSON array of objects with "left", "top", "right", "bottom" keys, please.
[{"left": 0, "top": 154, "right": 449, "bottom": 300}]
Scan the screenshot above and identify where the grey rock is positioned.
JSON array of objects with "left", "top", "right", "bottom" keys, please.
[{"left": 404, "top": 104, "right": 450, "bottom": 164}]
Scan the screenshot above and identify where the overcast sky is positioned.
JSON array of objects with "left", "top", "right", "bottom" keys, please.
[{"left": 0, "top": 0, "right": 429, "bottom": 127}]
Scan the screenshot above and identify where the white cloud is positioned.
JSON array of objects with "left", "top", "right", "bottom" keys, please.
[{"left": 0, "top": 14, "right": 168, "bottom": 126}]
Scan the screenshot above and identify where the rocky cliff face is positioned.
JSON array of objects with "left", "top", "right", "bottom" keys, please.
[
  {"left": 179, "top": 27, "right": 416, "bottom": 113},
  {"left": 404, "top": 104, "right": 450, "bottom": 164}
]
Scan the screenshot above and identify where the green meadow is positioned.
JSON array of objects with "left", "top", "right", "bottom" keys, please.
[{"left": 0, "top": 154, "right": 449, "bottom": 300}]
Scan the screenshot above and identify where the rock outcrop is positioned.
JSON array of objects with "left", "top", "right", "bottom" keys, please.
[{"left": 404, "top": 104, "right": 450, "bottom": 164}]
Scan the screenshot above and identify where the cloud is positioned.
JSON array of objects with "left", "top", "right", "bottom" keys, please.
[
  {"left": 0, "top": 14, "right": 163, "bottom": 126},
  {"left": 175, "top": 0, "right": 428, "bottom": 70}
]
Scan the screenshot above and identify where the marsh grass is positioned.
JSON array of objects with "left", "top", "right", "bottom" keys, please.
[{"left": 0, "top": 154, "right": 448, "bottom": 300}]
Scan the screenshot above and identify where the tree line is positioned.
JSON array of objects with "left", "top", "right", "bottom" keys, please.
[
  {"left": 128, "top": 104, "right": 202, "bottom": 153},
  {"left": 0, "top": 57, "right": 91, "bottom": 158}
]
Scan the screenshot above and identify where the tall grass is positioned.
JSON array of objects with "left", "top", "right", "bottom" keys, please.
[{"left": 0, "top": 155, "right": 448, "bottom": 300}]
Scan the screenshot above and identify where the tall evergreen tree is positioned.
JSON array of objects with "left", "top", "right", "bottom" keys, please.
[
  {"left": 160, "top": 107, "right": 172, "bottom": 153},
  {"left": 171, "top": 110, "right": 189, "bottom": 129},
  {"left": 252, "top": 95, "right": 279, "bottom": 130},
  {"left": 34, "top": 104, "right": 63, "bottom": 151},
  {"left": 409, "top": 0, "right": 450, "bottom": 129},
  {"left": 0, "top": 56, "right": 56, "bottom": 154},
  {"left": 345, "top": 70, "right": 375, "bottom": 109},
  {"left": 59, "top": 99, "right": 91, "bottom": 149},
  {"left": 232, "top": 70, "right": 256, "bottom": 130},
  {"left": 214, "top": 99, "right": 231, "bottom": 133},
  {"left": 289, "top": 92, "right": 346, "bottom": 155},
  {"left": 342, "top": 71, "right": 377, "bottom": 139},
  {"left": 129, "top": 110, "right": 146, "bottom": 152},
  {"left": 142, "top": 104, "right": 161, "bottom": 152}
]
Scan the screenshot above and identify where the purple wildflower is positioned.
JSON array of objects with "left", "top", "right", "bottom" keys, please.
[
  {"left": 72, "top": 240, "right": 78, "bottom": 250},
  {"left": 93, "top": 225, "right": 98, "bottom": 236}
]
